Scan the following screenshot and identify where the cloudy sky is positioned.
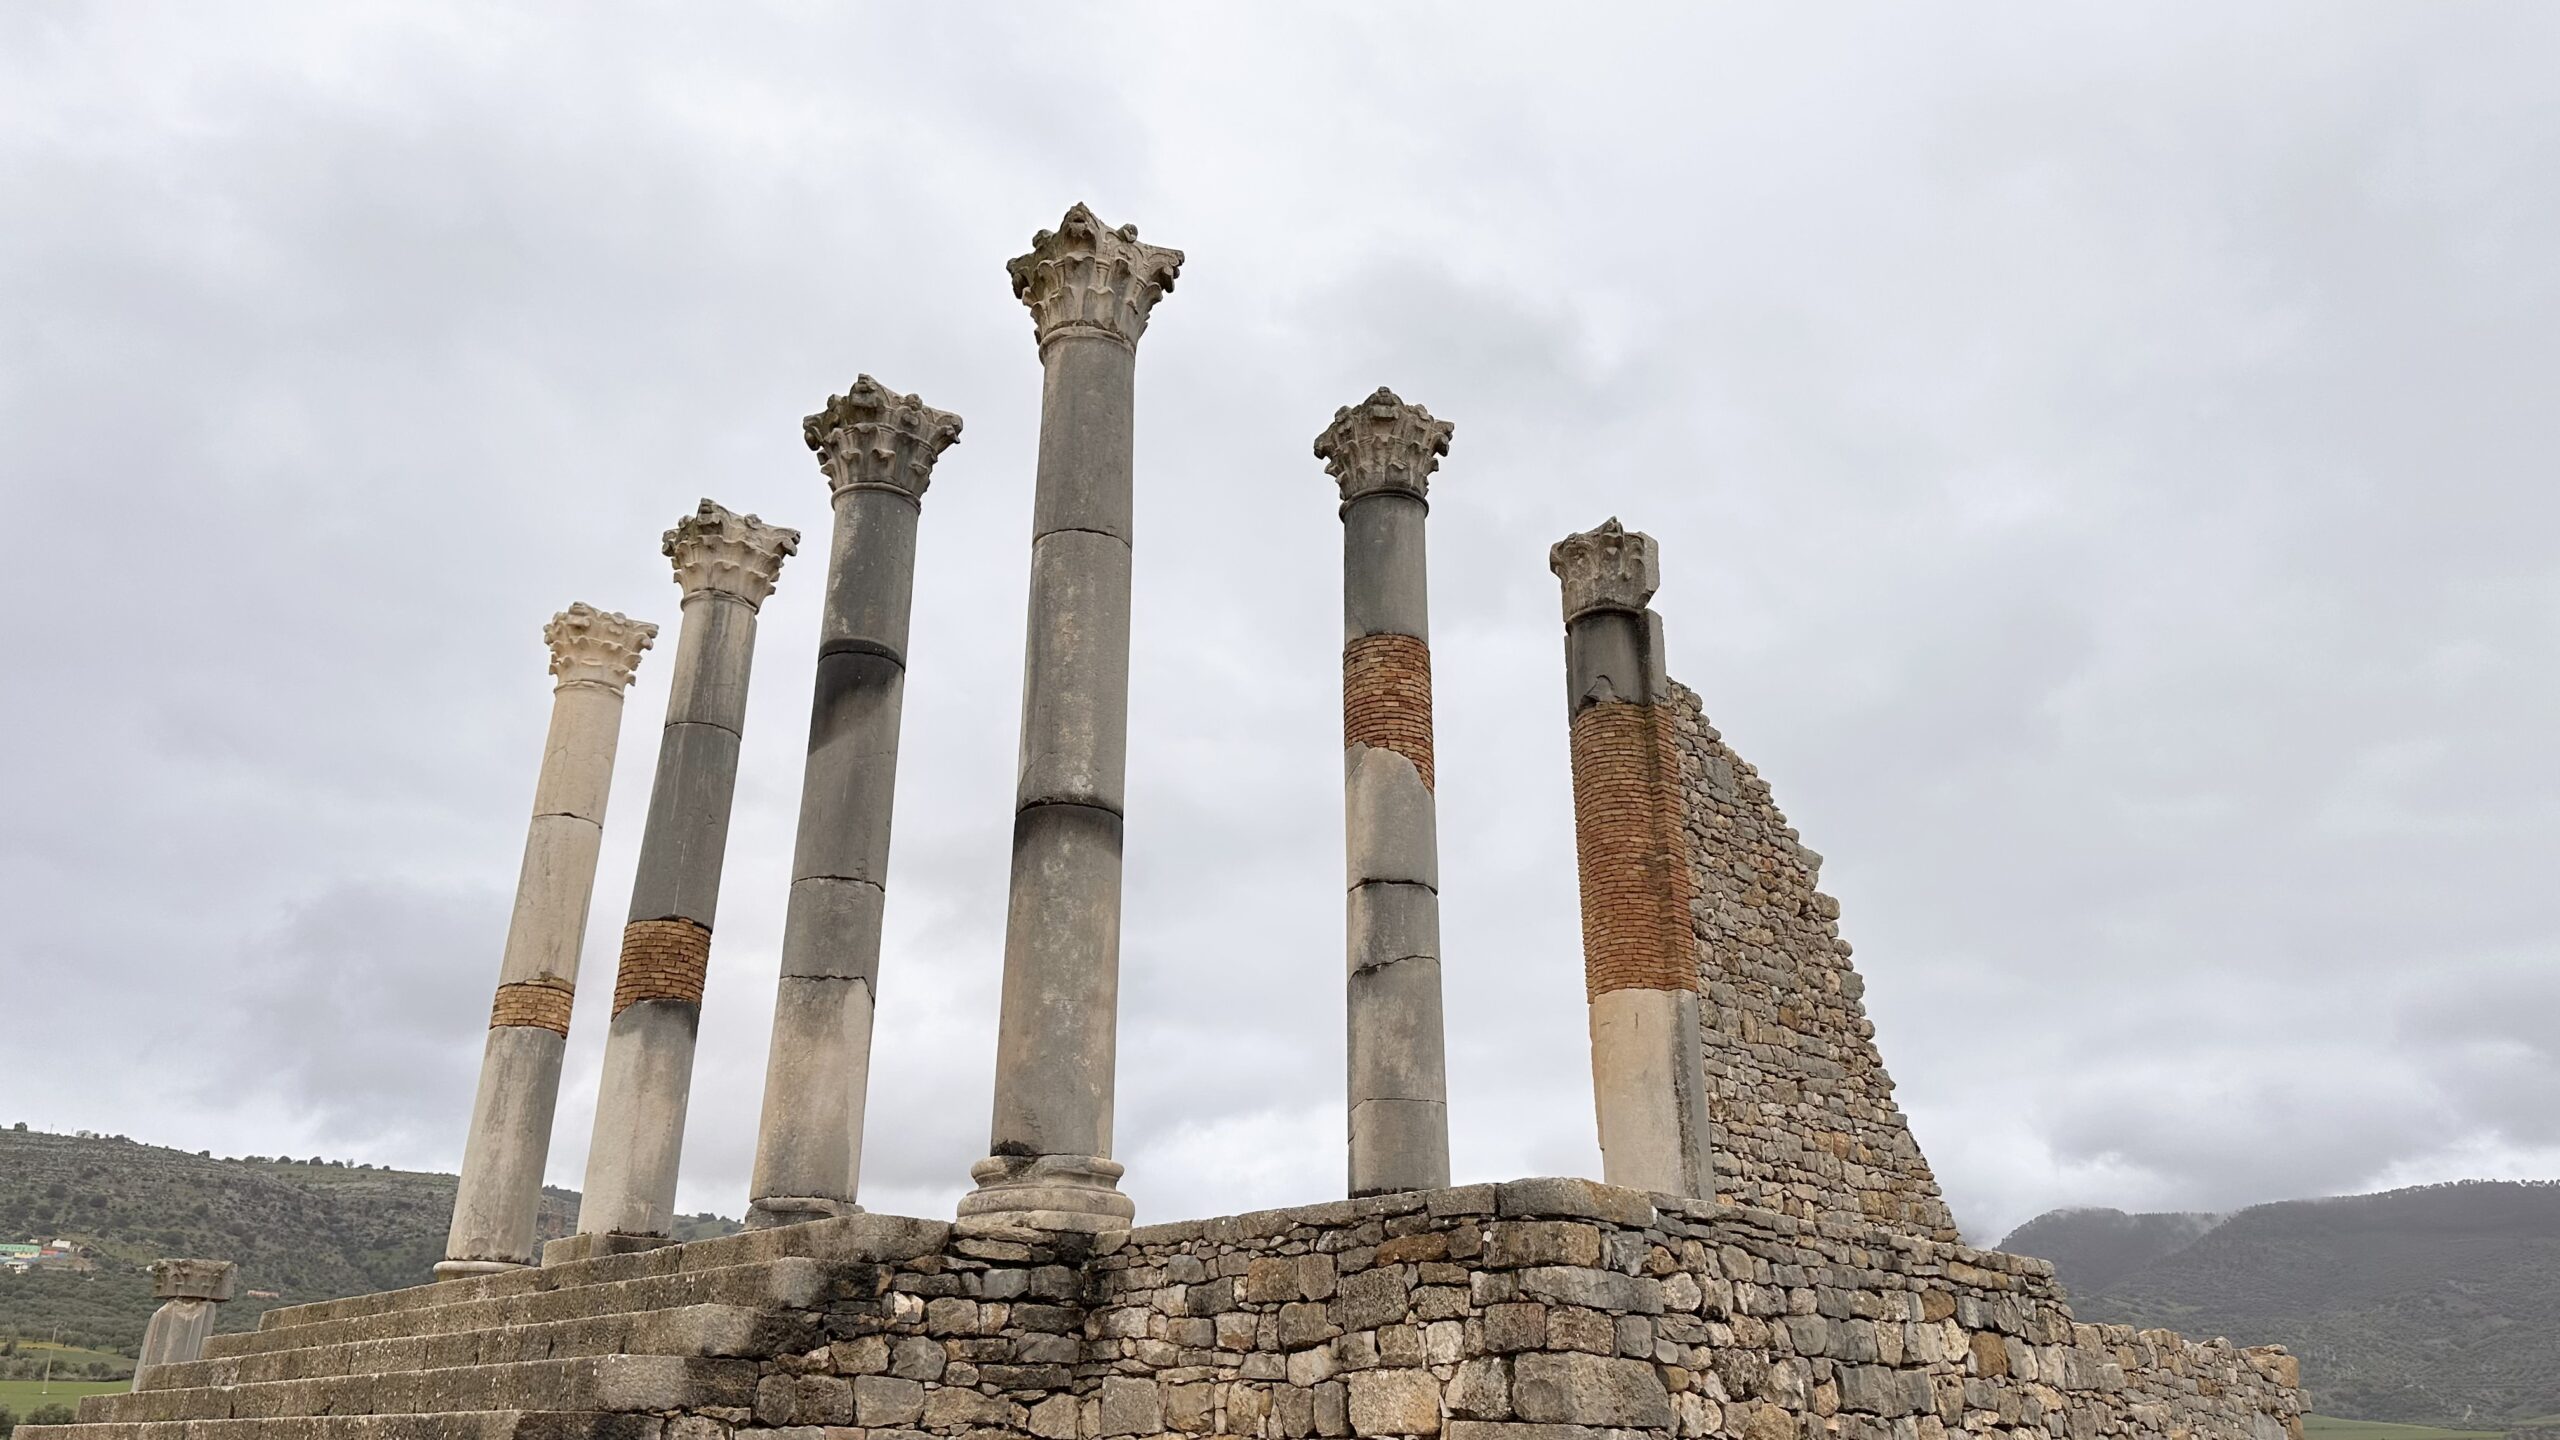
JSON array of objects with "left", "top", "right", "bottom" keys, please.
[{"left": 3, "top": 4, "right": 2554, "bottom": 1247}]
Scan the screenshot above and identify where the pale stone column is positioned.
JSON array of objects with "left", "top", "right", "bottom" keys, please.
[
  {"left": 1315, "top": 388, "right": 1454, "bottom": 1197},
  {"left": 745, "top": 378, "right": 961, "bottom": 1229},
  {"left": 439, "top": 604, "right": 656, "bottom": 1278},
  {"left": 572, "top": 499, "right": 797, "bottom": 1249},
  {"left": 134, "top": 1259, "right": 235, "bottom": 1385},
  {"left": 958, "top": 204, "right": 1182, "bottom": 1235},
  {"left": 1551, "top": 519, "right": 1713, "bottom": 1198}
]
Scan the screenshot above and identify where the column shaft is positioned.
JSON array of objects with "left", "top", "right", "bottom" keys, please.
[
  {"left": 574, "top": 502, "right": 794, "bottom": 1249},
  {"left": 1553, "top": 521, "right": 1714, "bottom": 1199},
  {"left": 1319, "top": 389, "right": 1456, "bottom": 1197},
  {"left": 961, "top": 204, "right": 1180, "bottom": 1234},
  {"left": 441, "top": 606, "right": 652, "bottom": 1279},
  {"left": 748, "top": 378, "right": 959, "bottom": 1228}
]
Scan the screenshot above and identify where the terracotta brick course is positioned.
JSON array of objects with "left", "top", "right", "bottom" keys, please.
[
  {"left": 612, "top": 918, "right": 711, "bottom": 1016},
  {"left": 1567, "top": 698, "right": 1698, "bottom": 999},
  {"left": 487, "top": 979, "right": 575, "bottom": 1035},
  {"left": 1342, "top": 632, "right": 1435, "bottom": 789}
]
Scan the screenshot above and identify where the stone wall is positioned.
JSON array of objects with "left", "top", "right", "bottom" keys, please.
[
  {"left": 1669, "top": 686, "right": 1959, "bottom": 1244},
  {"left": 710, "top": 1179, "right": 2300, "bottom": 1440}
]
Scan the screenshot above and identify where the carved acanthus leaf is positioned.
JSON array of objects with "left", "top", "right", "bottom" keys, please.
[
  {"left": 1314, "top": 387, "right": 1454, "bottom": 506},
  {"left": 804, "top": 375, "right": 963, "bottom": 501},
  {"left": 1549, "top": 517, "right": 1661, "bottom": 622},
  {"left": 663, "top": 498, "right": 799, "bottom": 610},
  {"left": 544, "top": 602, "right": 658, "bottom": 692},
  {"left": 1007, "top": 203, "right": 1184, "bottom": 351}
]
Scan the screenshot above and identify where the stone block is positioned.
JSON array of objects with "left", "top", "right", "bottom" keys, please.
[
  {"left": 1482, "top": 1303, "right": 1546, "bottom": 1353},
  {"left": 1246, "top": 1256, "right": 1299, "bottom": 1303},
  {"left": 1333, "top": 1267, "right": 1411, "bottom": 1332},
  {"left": 1348, "top": 1368, "right": 1444, "bottom": 1436},
  {"left": 1485, "top": 1223, "right": 1602, "bottom": 1270},
  {"left": 1099, "top": 1376, "right": 1163, "bottom": 1436},
  {"left": 1493, "top": 1178, "right": 1657, "bottom": 1227},
  {"left": 1028, "top": 1393, "right": 1080, "bottom": 1439},
  {"left": 852, "top": 1375, "right": 924, "bottom": 1427},
  {"left": 1514, "top": 1266, "right": 1656, "bottom": 1314},
  {"left": 1510, "top": 1352, "right": 1672, "bottom": 1429},
  {"left": 1165, "top": 1381, "right": 1217, "bottom": 1433},
  {"left": 1447, "top": 1358, "right": 1511, "bottom": 1420}
]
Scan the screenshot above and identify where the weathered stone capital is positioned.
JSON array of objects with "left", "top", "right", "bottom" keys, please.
[
  {"left": 804, "top": 376, "right": 963, "bottom": 502},
  {"left": 1315, "top": 387, "right": 1453, "bottom": 508},
  {"left": 544, "top": 603, "right": 657, "bottom": 692},
  {"left": 1550, "top": 518, "right": 1661, "bottom": 623},
  {"left": 1007, "top": 203, "right": 1183, "bottom": 351},
  {"left": 664, "top": 498, "right": 799, "bottom": 610},
  {"left": 151, "top": 1258, "right": 237, "bottom": 1302}
]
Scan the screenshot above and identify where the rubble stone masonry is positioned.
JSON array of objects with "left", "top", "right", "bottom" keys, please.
[{"left": 1668, "top": 685, "right": 1960, "bottom": 1244}]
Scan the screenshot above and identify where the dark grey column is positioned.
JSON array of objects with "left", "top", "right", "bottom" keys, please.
[
  {"left": 1314, "top": 388, "right": 1455, "bottom": 1197},
  {"left": 745, "top": 378, "right": 961, "bottom": 1229},
  {"left": 571, "top": 499, "right": 797, "bottom": 1250},
  {"left": 958, "top": 204, "right": 1182, "bottom": 1236},
  {"left": 1551, "top": 518, "right": 1713, "bottom": 1199},
  {"left": 439, "top": 604, "right": 655, "bottom": 1277}
]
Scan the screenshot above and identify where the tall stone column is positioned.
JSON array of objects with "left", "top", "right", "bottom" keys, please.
[
  {"left": 745, "top": 378, "right": 961, "bottom": 1229},
  {"left": 958, "top": 203, "right": 1182, "bottom": 1235},
  {"left": 573, "top": 499, "right": 797, "bottom": 1248},
  {"left": 134, "top": 1259, "right": 235, "bottom": 1386},
  {"left": 439, "top": 604, "right": 656, "bottom": 1278},
  {"left": 1550, "top": 519, "right": 1713, "bottom": 1199},
  {"left": 1315, "top": 388, "right": 1455, "bottom": 1197}
]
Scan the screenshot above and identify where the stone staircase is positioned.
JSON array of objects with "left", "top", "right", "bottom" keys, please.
[{"left": 20, "top": 1215, "right": 953, "bottom": 1440}]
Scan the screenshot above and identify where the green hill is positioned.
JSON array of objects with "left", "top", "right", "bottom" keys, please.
[
  {"left": 1998, "top": 1180, "right": 2560, "bottom": 1430},
  {"left": 0, "top": 1127, "right": 737, "bottom": 1358},
  {"left": 1994, "top": 1205, "right": 2226, "bottom": 1295}
]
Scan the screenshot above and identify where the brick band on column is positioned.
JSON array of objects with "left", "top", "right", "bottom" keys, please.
[
  {"left": 1568, "top": 700, "right": 1699, "bottom": 999},
  {"left": 610, "top": 919, "right": 712, "bottom": 1015},
  {"left": 488, "top": 981, "right": 576, "bottom": 1036},
  {"left": 1343, "top": 633, "right": 1435, "bottom": 790}
]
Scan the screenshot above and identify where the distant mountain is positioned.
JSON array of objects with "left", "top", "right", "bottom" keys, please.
[
  {"left": 0, "top": 1127, "right": 738, "bottom": 1355},
  {"left": 1994, "top": 1206, "right": 2227, "bottom": 1295},
  {"left": 1999, "top": 1180, "right": 2560, "bottom": 1429}
]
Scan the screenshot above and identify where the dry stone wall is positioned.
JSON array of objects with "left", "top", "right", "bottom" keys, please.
[
  {"left": 1668, "top": 685, "right": 1958, "bottom": 1244},
  {"left": 670, "top": 1179, "right": 2301, "bottom": 1440}
]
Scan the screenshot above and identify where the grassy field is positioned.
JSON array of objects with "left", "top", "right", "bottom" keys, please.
[
  {"left": 2300, "top": 1418, "right": 2504, "bottom": 1440},
  {"left": 0, "top": 1376, "right": 129, "bottom": 1407}
]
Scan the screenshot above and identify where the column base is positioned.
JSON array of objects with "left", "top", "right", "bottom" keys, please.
[
  {"left": 430, "top": 1257, "right": 530, "bottom": 1281},
  {"left": 540, "top": 1231, "right": 672, "bottom": 1267},
  {"left": 955, "top": 1153, "right": 1134, "bottom": 1236},
  {"left": 745, "top": 1195, "right": 863, "bottom": 1230}
]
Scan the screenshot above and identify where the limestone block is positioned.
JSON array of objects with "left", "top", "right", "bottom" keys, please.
[
  {"left": 1029, "top": 335, "right": 1139, "bottom": 540},
  {"left": 1484, "top": 1223, "right": 1602, "bottom": 1271},
  {"left": 789, "top": 649, "right": 906, "bottom": 881},
  {"left": 1510, "top": 1352, "right": 1673, "bottom": 1428},
  {"left": 1099, "top": 1375, "right": 1163, "bottom": 1436},
  {"left": 1345, "top": 745, "right": 1438, "bottom": 889},
  {"left": 1341, "top": 493, "right": 1432, "bottom": 640},
  {"left": 852, "top": 1375, "right": 923, "bottom": 1426},
  {"left": 1347, "top": 1368, "right": 1443, "bottom": 1436}
]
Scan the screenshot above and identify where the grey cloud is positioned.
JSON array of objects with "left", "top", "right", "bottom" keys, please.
[{"left": 3, "top": 3, "right": 2554, "bottom": 1251}]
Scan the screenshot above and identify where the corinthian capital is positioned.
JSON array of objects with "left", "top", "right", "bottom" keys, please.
[
  {"left": 545, "top": 602, "right": 659, "bottom": 691},
  {"left": 663, "top": 498, "right": 799, "bottom": 610},
  {"left": 1007, "top": 203, "right": 1184, "bottom": 351},
  {"left": 804, "top": 376, "right": 963, "bottom": 502},
  {"left": 1549, "top": 518, "right": 1661, "bottom": 623},
  {"left": 1314, "top": 387, "right": 1454, "bottom": 507}
]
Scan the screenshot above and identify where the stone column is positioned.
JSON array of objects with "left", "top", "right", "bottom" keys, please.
[
  {"left": 1550, "top": 519, "right": 1713, "bottom": 1199},
  {"left": 439, "top": 604, "right": 657, "bottom": 1278},
  {"left": 134, "top": 1259, "right": 235, "bottom": 1385},
  {"left": 573, "top": 499, "right": 797, "bottom": 1249},
  {"left": 745, "top": 378, "right": 961, "bottom": 1229},
  {"left": 1315, "top": 388, "right": 1455, "bottom": 1197},
  {"left": 958, "top": 203, "right": 1182, "bottom": 1235}
]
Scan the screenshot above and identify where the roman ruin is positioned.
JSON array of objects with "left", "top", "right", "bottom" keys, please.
[{"left": 23, "top": 205, "right": 2308, "bottom": 1440}]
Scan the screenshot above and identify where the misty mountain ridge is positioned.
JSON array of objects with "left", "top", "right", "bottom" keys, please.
[{"left": 1997, "top": 1179, "right": 2560, "bottom": 1429}]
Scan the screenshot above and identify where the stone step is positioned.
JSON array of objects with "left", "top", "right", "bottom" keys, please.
[
  {"left": 82, "top": 1355, "right": 756, "bottom": 1426},
  {"left": 144, "top": 1304, "right": 805, "bottom": 1393},
  {"left": 203, "top": 1260, "right": 834, "bottom": 1360},
  {"left": 252, "top": 1214, "right": 946, "bottom": 1336},
  {"left": 19, "top": 1410, "right": 665, "bottom": 1440}
]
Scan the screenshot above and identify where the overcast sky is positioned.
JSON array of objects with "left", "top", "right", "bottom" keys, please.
[{"left": 3, "top": 4, "right": 2553, "bottom": 1247}]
